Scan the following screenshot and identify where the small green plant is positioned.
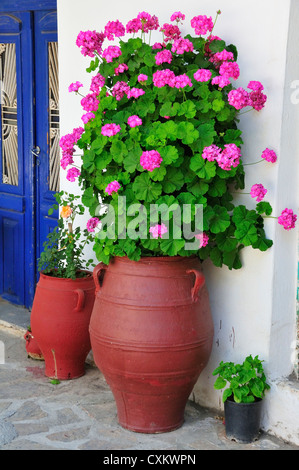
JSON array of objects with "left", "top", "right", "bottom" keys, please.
[
  {"left": 212, "top": 354, "right": 270, "bottom": 403},
  {"left": 38, "top": 191, "right": 96, "bottom": 279}
]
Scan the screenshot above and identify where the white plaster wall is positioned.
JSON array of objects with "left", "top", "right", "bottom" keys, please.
[{"left": 57, "top": 0, "right": 299, "bottom": 444}]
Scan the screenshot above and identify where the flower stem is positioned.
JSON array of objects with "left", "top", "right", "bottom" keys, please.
[
  {"left": 238, "top": 108, "right": 254, "bottom": 115},
  {"left": 243, "top": 160, "right": 264, "bottom": 166},
  {"left": 210, "top": 10, "right": 221, "bottom": 36}
]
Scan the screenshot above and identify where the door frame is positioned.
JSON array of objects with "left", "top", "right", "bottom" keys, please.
[{"left": 0, "top": 0, "right": 57, "bottom": 308}]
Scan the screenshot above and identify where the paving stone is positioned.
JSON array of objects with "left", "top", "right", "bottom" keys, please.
[{"left": 0, "top": 421, "right": 18, "bottom": 446}]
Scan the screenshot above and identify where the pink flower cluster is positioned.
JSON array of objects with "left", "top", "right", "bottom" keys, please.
[
  {"left": 112, "top": 81, "right": 145, "bottom": 100},
  {"left": 115, "top": 63, "right": 129, "bottom": 75},
  {"left": 153, "top": 69, "right": 192, "bottom": 89},
  {"left": 153, "top": 69, "right": 175, "bottom": 87},
  {"left": 171, "top": 37, "right": 193, "bottom": 54},
  {"left": 138, "top": 74, "right": 148, "bottom": 83},
  {"left": 228, "top": 87, "right": 250, "bottom": 110},
  {"left": 127, "top": 115, "right": 142, "bottom": 128},
  {"left": 68, "top": 81, "right": 83, "bottom": 93},
  {"left": 149, "top": 223, "right": 168, "bottom": 239},
  {"left": 126, "top": 12, "right": 159, "bottom": 34},
  {"left": 152, "top": 42, "right": 164, "bottom": 50},
  {"left": 112, "top": 81, "right": 130, "bottom": 101},
  {"left": 202, "top": 144, "right": 222, "bottom": 162},
  {"left": 155, "top": 49, "right": 173, "bottom": 65},
  {"left": 194, "top": 69, "right": 212, "bottom": 82},
  {"left": 104, "top": 20, "right": 125, "bottom": 40},
  {"left": 101, "top": 123, "right": 121, "bottom": 137},
  {"left": 278, "top": 208, "right": 297, "bottom": 231},
  {"left": 127, "top": 87, "right": 145, "bottom": 99},
  {"left": 105, "top": 180, "right": 121, "bottom": 195},
  {"left": 209, "top": 49, "right": 234, "bottom": 66},
  {"left": 219, "top": 61, "right": 240, "bottom": 80},
  {"left": 195, "top": 232, "right": 209, "bottom": 248},
  {"left": 76, "top": 30, "right": 105, "bottom": 57},
  {"left": 81, "top": 93, "right": 99, "bottom": 112},
  {"left": 66, "top": 167, "right": 80, "bottom": 182},
  {"left": 191, "top": 15, "right": 213, "bottom": 36},
  {"left": 228, "top": 81, "right": 267, "bottom": 111},
  {"left": 170, "top": 11, "right": 185, "bottom": 23},
  {"left": 218, "top": 144, "right": 241, "bottom": 170},
  {"left": 90, "top": 73, "right": 105, "bottom": 94},
  {"left": 202, "top": 144, "right": 241, "bottom": 170},
  {"left": 140, "top": 150, "right": 163, "bottom": 171},
  {"left": 175, "top": 74, "right": 192, "bottom": 89},
  {"left": 102, "top": 45, "right": 122, "bottom": 63},
  {"left": 211, "top": 75, "right": 231, "bottom": 88},
  {"left": 81, "top": 112, "right": 95, "bottom": 124},
  {"left": 250, "top": 184, "right": 267, "bottom": 202},
  {"left": 261, "top": 148, "right": 277, "bottom": 163},
  {"left": 86, "top": 217, "right": 100, "bottom": 232},
  {"left": 59, "top": 127, "right": 84, "bottom": 170},
  {"left": 160, "top": 23, "right": 181, "bottom": 42}
]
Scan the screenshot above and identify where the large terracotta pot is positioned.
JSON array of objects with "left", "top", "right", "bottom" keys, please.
[
  {"left": 89, "top": 256, "right": 214, "bottom": 433},
  {"left": 31, "top": 272, "right": 95, "bottom": 380}
]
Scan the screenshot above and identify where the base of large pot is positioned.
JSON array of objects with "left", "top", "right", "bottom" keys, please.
[{"left": 111, "top": 386, "right": 189, "bottom": 433}]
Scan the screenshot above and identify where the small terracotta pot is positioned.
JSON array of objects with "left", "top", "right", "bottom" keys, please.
[{"left": 31, "top": 271, "right": 95, "bottom": 380}]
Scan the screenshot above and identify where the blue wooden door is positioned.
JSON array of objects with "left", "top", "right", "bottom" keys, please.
[{"left": 0, "top": 5, "right": 58, "bottom": 308}]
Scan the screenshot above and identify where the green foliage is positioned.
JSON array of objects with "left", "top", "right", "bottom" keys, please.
[
  {"left": 70, "top": 15, "right": 273, "bottom": 268},
  {"left": 212, "top": 355, "right": 270, "bottom": 403},
  {"left": 38, "top": 191, "right": 96, "bottom": 279}
]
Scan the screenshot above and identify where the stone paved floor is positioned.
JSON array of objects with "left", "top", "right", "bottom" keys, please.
[{"left": 0, "top": 325, "right": 298, "bottom": 452}]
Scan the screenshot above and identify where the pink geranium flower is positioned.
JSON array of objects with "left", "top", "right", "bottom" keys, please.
[
  {"left": 174, "top": 74, "right": 192, "bottom": 89},
  {"left": 68, "top": 81, "right": 83, "bottom": 93},
  {"left": 66, "top": 167, "right": 80, "bottom": 182},
  {"left": 90, "top": 73, "right": 105, "bottom": 94},
  {"left": 155, "top": 49, "right": 173, "bottom": 65},
  {"left": 86, "top": 217, "right": 100, "bottom": 232},
  {"left": 216, "top": 144, "right": 241, "bottom": 170},
  {"left": 105, "top": 180, "right": 121, "bottom": 195},
  {"left": 81, "top": 112, "right": 95, "bottom": 124},
  {"left": 138, "top": 74, "right": 148, "bottom": 83},
  {"left": 228, "top": 88, "right": 250, "bottom": 110},
  {"left": 101, "top": 123, "right": 121, "bottom": 137},
  {"left": 140, "top": 150, "right": 162, "bottom": 171},
  {"left": 149, "top": 223, "right": 168, "bottom": 239},
  {"left": 76, "top": 30, "right": 105, "bottom": 57},
  {"left": 115, "top": 63, "right": 129, "bottom": 75},
  {"left": 261, "top": 148, "right": 277, "bottom": 163},
  {"left": 102, "top": 45, "right": 122, "bottom": 63},
  {"left": 195, "top": 232, "right": 209, "bottom": 248},
  {"left": 127, "top": 115, "right": 142, "bottom": 128},
  {"left": 250, "top": 184, "right": 267, "bottom": 202},
  {"left": 171, "top": 37, "right": 193, "bottom": 54},
  {"left": 170, "top": 11, "right": 185, "bottom": 23},
  {"left": 194, "top": 69, "right": 212, "bottom": 82},
  {"left": 191, "top": 15, "right": 213, "bottom": 36},
  {"left": 104, "top": 20, "right": 125, "bottom": 40},
  {"left": 127, "top": 88, "right": 145, "bottom": 99},
  {"left": 202, "top": 145, "right": 222, "bottom": 162},
  {"left": 278, "top": 208, "right": 297, "bottom": 231},
  {"left": 80, "top": 93, "right": 99, "bottom": 112}
]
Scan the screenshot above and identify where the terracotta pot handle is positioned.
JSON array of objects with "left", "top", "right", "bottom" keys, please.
[
  {"left": 74, "top": 289, "right": 85, "bottom": 312},
  {"left": 186, "top": 269, "right": 205, "bottom": 302},
  {"left": 93, "top": 263, "right": 107, "bottom": 294}
]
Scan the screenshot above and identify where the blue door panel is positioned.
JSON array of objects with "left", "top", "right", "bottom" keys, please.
[
  {"left": 0, "top": 211, "right": 25, "bottom": 305},
  {"left": 0, "top": 4, "right": 58, "bottom": 308}
]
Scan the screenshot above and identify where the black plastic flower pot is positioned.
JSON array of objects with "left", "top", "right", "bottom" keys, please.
[{"left": 224, "top": 396, "right": 263, "bottom": 443}]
